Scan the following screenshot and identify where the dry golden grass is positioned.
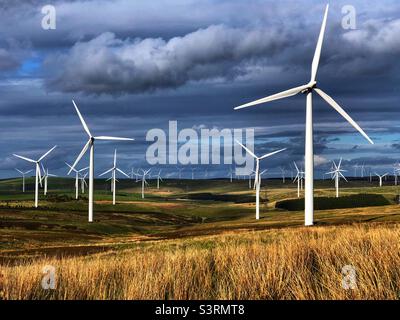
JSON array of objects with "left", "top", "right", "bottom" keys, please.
[{"left": 1, "top": 223, "right": 400, "bottom": 300}]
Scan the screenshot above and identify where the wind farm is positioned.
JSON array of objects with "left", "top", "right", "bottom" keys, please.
[{"left": 0, "top": 0, "right": 399, "bottom": 303}]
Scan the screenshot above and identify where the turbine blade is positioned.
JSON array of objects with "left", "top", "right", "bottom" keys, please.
[
  {"left": 339, "top": 172, "right": 348, "bottom": 182},
  {"left": 38, "top": 145, "right": 57, "bottom": 162},
  {"left": 113, "top": 149, "right": 117, "bottom": 167},
  {"left": 235, "top": 84, "right": 309, "bottom": 110},
  {"left": 99, "top": 168, "right": 113, "bottom": 177},
  {"left": 293, "top": 161, "right": 299, "bottom": 172},
  {"left": 78, "top": 166, "right": 89, "bottom": 172},
  {"left": 116, "top": 168, "right": 129, "bottom": 178},
  {"left": 65, "top": 162, "right": 78, "bottom": 173},
  {"left": 235, "top": 140, "right": 257, "bottom": 159},
  {"left": 259, "top": 148, "right": 287, "bottom": 160},
  {"left": 13, "top": 154, "right": 36, "bottom": 163},
  {"left": 68, "top": 140, "right": 91, "bottom": 175},
  {"left": 15, "top": 168, "right": 23, "bottom": 174},
  {"left": 311, "top": 4, "right": 329, "bottom": 82},
  {"left": 315, "top": 88, "right": 374, "bottom": 144},
  {"left": 72, "top": 100, "right": 92, "bottom": 137},
  {"left": 95, "top": 136, "right": 134, "bottom": 141}
]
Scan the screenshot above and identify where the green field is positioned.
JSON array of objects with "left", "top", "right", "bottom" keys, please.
[{"left": 1, "top": 176, "right": 400, "bottom": 262}]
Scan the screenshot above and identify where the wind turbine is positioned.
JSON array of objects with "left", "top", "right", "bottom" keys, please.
[
  {"left": 236, "top": 140, "right": 286, "bottom": 220},
  {"left": 99, "top": 150, "right": 129, "bottom": 205},
  {"left": 13, "top": 146, "right": 57, "bottom": 207},
  {"left": 66, "top": 163, "right": 89, "bottom": 200},
  {"left": 140, "top": 169, "right": 151, "bottom": 198},
  {"left": 191, "top": 167, "right": 196, "bottom": 180},
  {"left": 234, "top": 4, "right": 374, "bottom": 226},
  {"left": 155, "top": 169, "right": 163, "bottom": 189},
  {"left": 15, "top": 169, "right": 32, "bottom": 193},
  {"left": 227, "top": 167, "right": 234, "bottom": 182},
  {"left": 326, "top": 158, "right": 347, "bottom": 198},
  {"left": 40, "top": 164, "right": 57, "bottom": 196},
  {"left": 68, "top": 101, "right": 134, "bottom": 222},
  {"left": 375, "top": 173, "right": 388, "bottom": 187},
  {"left": 293, "top": 162, "right": 304, "bottom": 198},
  {"left": 176, "top": 167, "right": 184, "bottom": 179},
  {"left": 279, "top": 167, "right": 286, "bottom": 183},
  {"left": 129, "top": 168, "right": 136, "bottom": 180},
  {"left": 393, "top": 163, "right": 400, "bottom": 185},
  {"left": 80, "top": 172, "right": 88, "bottom": 193}
]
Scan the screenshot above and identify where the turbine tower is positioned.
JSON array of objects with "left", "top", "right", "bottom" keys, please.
[
  {"left": 13, "top": 146, "right": 57, "bottom": 208},
  {"left": 99, "top": 150, "right": 129, "bottom": 205},
  {"left": 234, "top": 5, "right": 373, "bottom": 226},
  {"left": 68, "top": 100, "right": 134, "bottom": 222},
  {"left": 236, "top": 140, "right": 286, "bottom": 220},
  {"left": 15, "top": 169, "right": 32, "bottom": 193},
  {"left": 326, "top": 158, "right": 347, "bottom": 198}
]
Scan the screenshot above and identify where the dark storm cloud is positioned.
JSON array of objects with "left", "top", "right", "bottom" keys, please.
[
  {"left": 0, "top": 48, "right": 19, "bottom": 70},
  {"left": 44, "top": 26, "right": 288, "bottom": 94}
]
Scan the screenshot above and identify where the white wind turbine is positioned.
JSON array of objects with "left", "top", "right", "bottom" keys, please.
[
  {"left": 13, "top": 146, "right": 57, "bottom": 208},
  {"left": 99, "top": 150, "right": 129, "bottom": 205},
  {"left": 293, "top": 162, "right": 304, "bottom": 198},
  {"left": 191, "top": 168, "right": 196, "bottom": 180},
  {"left": 66, "top": 163, "right": 89, "bottom": 200},
  {"left": 375, "top": 173, "right": 388, "bottom": 187},
  {"left": 176, "top": 167, "right": 184, "bottom": 179},
  {"left": 68, "top": 100, "right": 134, "bottom": 222},
  {"left": 80, "top": 172, "right": 88, "bottom": 193},
  {"left": 15, "top": 169, "right": 32, "bottom": 193},
  {"left": 140, "top": 169, "right": 151, "bottom": 199},
  {"left": 40, "top": 164, "right": 57, "bottom": 196},
  {"left": 227, "top": 167, "right": 234, "bottom": 182},
  {"left": 393, "top": 163, "right": 400, "bottom": 186},
  {"left": 326, "top": 158, "right": 347, "bottom": 198},
  {"left": 236, "top": 140, "right": 286, "bottom": 220},
  {"left": 279, "top": 167, "right": 286, "bottom": 183},
  {"left": 234, "top": 4, "right": 373, "bottom": 226},
  {"left": 155, "top": 169, "right": 163, "bottom": 189}
]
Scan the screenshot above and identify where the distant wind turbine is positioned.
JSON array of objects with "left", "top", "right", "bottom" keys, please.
[
  {"left": 234, "top": 4, "right": 373, "bottom": 226},
  {"left": 13, "top": 146, "right": 57, "bottom": 208},
  {"left": 40, "top": 164, "right": 57, "bottom": 196},
  {"left": 156, "top": 170, "right": 163, "bottom": 189},
  {"left": 99, "top": 149, "right": 129, "bottom": 205},
  {"left": 375, "top": 173, "right": 388, "bottom": 187},
  {"left": 293, "top": 162, "right": 304, "bottom": 198},
  {"left": 66, "top": 163, "right": 89, "bottom": 200},
  {"left": 140, "top": 169, "right": 151, "bottom": 198},
  {"left": 15, "top": 169, "right": 32, "bottom": 193},
  {"left": 326, "top": 158, "right": 347, "bottom": 198},
  {"left": 68, "top": 100, "right": 134, "bottom": 222},
  {"left": 236, "top": 140, "right": 286, "bottom": 220},
  {"left": 81, "top": 172, "right": 88, "bottom": 193}
]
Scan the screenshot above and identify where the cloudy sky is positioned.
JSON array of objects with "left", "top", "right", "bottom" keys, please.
[{"left": 0, "top": 0, "right": 399, "bottom": 179}]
